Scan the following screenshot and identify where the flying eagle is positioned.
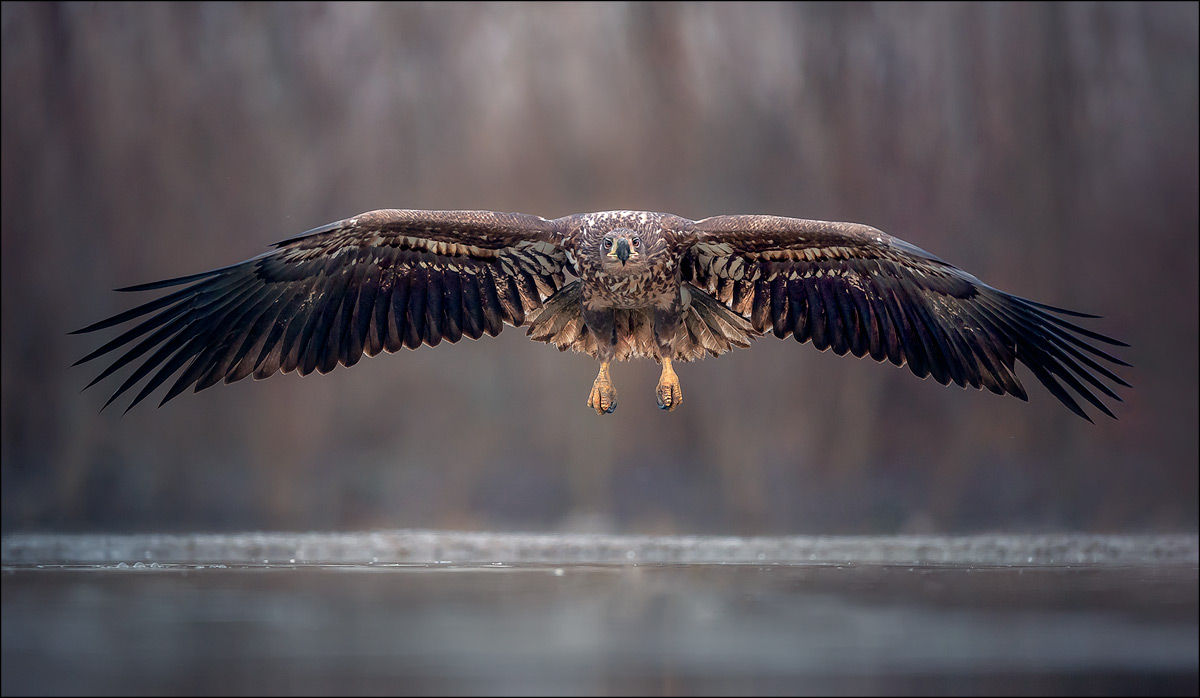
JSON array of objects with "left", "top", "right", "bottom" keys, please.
[{"left": 73, "top": 209, "right": 1130, "bottom": 420}]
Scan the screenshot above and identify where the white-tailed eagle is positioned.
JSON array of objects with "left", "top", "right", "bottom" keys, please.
[{"left": 73, "top": 209, "right": 1129, "bottom": 420}]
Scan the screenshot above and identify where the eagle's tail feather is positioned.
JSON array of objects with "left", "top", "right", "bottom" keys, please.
[{"left": 526, "top": 282, "right": 759, "bottom": 361}]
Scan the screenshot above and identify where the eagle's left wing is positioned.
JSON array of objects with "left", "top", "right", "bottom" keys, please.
[
  {"left": 72, "top": 209, "right": 568, "bottom": 411},
  {"left": 685, "top": 215, "right": 1129, "bottom": 421}
]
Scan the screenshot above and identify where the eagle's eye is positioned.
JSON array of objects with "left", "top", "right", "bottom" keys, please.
[
  {"left": 632, "top": 237, "right": 641, "bottom": 248},
  {"left": 603, "top": 235, "right": 613, "bottom": 247}
]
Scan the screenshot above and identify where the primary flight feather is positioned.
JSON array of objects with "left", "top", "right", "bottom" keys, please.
[{"left": 73, "top": 209, "right": 1130, "bottom": 420}]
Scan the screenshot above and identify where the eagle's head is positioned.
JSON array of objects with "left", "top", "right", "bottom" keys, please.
[{"left": 594, "top": 227, "right": 661, "bottom": 273}]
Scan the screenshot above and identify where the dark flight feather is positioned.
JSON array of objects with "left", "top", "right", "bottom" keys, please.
[
  {"left": 74, "top": 210, "right": 565, "bottom": 411},
  {"left": 686, "top": 214, "right": 1129, "bottom": 421}
]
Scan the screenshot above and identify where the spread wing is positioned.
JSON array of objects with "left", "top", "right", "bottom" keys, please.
[
  {"left": 73, "top": 209, "right": 568, "bottom": 411},
  {"left": 684, "top": 215, "right": 1130, "bottom": 421}
]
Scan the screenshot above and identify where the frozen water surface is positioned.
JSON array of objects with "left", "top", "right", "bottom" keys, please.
[{"left": 3, "top": 532, "right": 1197, "bottom": 695}]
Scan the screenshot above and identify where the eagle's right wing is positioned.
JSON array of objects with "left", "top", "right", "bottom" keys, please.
[{"left": 72, "top": 209, "right": 568, "bottom": 411}]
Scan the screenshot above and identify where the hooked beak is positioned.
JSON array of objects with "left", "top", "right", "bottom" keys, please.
[
  {"left": 615, "top": 238, "right": 631, "bottom": 264},
  {"left": 607, "top": 236, "right": 634, "bottom": 265}
]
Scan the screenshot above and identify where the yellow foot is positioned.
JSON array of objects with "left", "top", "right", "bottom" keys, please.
[
  {"left": 656, "top": 359, "right": 683, "bottom": 411},
  {"left": 588, "top": 363, "right": 618, "bottom": 415}
]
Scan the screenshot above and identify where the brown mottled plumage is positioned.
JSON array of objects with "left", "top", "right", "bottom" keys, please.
[{"left": 73, "top": 209, "right": 1130, "bottom": 420}]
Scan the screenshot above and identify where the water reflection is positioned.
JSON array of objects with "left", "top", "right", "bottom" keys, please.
[{"left": 3, "top": 563, "right": 1196, "bottom": 695}]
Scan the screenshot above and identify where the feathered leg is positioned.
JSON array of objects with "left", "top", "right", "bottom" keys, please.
[
  {"left": 654, "top": 301, "right": 684, "bottom": 411},
  {"left": 584, "top": 306, "right": 618, "bottom": 415}
]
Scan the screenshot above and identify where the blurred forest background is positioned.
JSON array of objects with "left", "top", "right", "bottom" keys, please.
[{"left": 2, "top": 2, "right": 1196, "bottom": 536}]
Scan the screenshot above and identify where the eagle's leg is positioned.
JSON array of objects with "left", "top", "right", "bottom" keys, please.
[
  {"left": 653, "top": 302, "right": 684, "bottom": 411},
  {"left": 588, "top": 361, "right": 618, "bottom": 415},
  {"left": 655, "top": 357, "right": 683, "bottom": 411},
  {"left": 583, "top": 306, "right": 619, "bottom": 415}
]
